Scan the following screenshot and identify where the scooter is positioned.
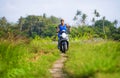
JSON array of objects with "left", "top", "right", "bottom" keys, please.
[{"left": 59, "top": 30, "right": 69, "bottom": 53}]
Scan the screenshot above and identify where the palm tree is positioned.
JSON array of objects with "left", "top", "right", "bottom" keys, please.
[
  {"left": 93, "top": 9, "right": 100, "bottom": 21},
  {"left": 76, "top": 10, "right": 82, "bottom": 16},
  {"left": 113, "top": 20, "right": 118, "bottom": 28},
  {"left": 94, "top": 9, "right": 97, "bottom": 16},
  {"left": 96, "top": 12, "right": 100, "bottom": 17},
  {"left": 96, "top": 12, "right": 100, "bottom": 20},
  {"left": 73, "top": 10, "right": 82, "bottom": 25},
  {"left": 93, "top": 9, "right": 100, "bottom": 26},
  {"left": 73, "top": 16, "right": 77, "bottom": 21},
  {"left": 102, "top": 16, "right": 106, "bottom": 35},
  {"left": 43, "top": 13, "right": 46, "bottom": 19},
  {"left": 92, "top": 17, "right": 95, "bottom": 26},
  {"left": 81, "top": 13, "right": 87, "bottom": 26}
]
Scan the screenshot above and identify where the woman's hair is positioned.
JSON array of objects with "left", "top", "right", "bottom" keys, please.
[{"left": 60, "top": 19, "right": 64, "bottom": 22}]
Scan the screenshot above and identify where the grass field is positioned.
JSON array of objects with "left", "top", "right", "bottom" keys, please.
[
  {"left": 0, "top": 37, "right": 60, "bottom": 78},
  {"left": 64, "top": 40, "right": 120, "bottom": 78},
  {"left": 0, "top": 37, "right": 120, "bottom": 78}
]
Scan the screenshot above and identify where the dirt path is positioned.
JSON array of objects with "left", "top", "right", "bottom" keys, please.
[{"left": 49, "top": 53, "right": 68, "bottom": 78}]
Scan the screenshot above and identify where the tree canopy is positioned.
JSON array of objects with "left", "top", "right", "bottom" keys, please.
[{"left": 0, "top": 11, "right": 120, "bottom": 41}]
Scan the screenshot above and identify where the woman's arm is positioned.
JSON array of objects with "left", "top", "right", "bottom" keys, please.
[{"left": 66, "top": 24, "right": 71, "bottom": 32}]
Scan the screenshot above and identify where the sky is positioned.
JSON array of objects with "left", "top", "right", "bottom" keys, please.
[{"left": 0, "top": 0, "right": 120, "bottom": 25}]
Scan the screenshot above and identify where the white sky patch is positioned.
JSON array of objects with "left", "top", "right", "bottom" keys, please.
[{"left": 0, "top": 0, "right": 120, "bottom": 25}]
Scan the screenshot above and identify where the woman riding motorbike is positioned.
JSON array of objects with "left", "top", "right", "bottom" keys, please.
[{"left": 56, "top": 19, "right": 70, "bottom": 49}]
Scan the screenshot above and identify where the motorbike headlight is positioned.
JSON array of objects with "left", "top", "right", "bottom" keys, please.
[{"left": 62, "top": 33, "right": 67, "bottom": 38}]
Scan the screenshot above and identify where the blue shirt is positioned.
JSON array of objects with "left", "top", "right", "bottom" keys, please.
[
  {"left": 58, "top": 24, "right": 67, "bottom": 38},
  {"left": 59, "top": 24, "right": 67, "bottom": 32}
]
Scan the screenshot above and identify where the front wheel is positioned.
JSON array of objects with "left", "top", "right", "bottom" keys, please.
[{"left": 61, "top": 42, "right": 68, "bottom": 53}]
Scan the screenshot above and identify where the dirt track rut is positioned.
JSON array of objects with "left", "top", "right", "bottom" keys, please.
[{"left": 49, "top": 54, "right": 67, "bottom": 78}]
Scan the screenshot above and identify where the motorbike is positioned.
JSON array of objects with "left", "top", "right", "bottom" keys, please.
[{"left": 59, "top": 30, "right": 69, "bottom": 53}]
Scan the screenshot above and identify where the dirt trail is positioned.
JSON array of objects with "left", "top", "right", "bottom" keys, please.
[{"left": 49, "top": 53, "right": 68, "bottom": 78}]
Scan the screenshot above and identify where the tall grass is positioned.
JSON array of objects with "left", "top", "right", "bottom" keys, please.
[
  {"left": 64, "top": 40, "right": 120, "bottom": 78},
  {"left": 0, "top": 37, "right": 60, "bottom": 78}
]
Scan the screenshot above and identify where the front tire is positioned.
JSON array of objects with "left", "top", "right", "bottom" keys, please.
[{"left": 61, "top": 42, "right": 67, "bottom": 53}]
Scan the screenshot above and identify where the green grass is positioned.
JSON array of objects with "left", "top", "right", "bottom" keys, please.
[
  {"left": 0, "top": 37, "right": 60, "bottom": 78},
  {"left": 64, "top": 40, "right": 120, "bottom": 78},
  {"left": 1, "top": 37, "right": 120, "bottom": 78}
]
